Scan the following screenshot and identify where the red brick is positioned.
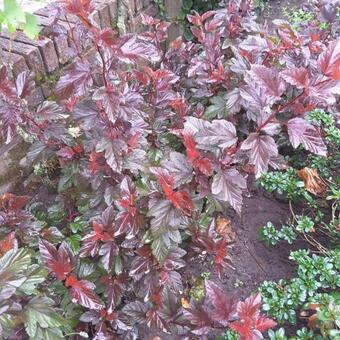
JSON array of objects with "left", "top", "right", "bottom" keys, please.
[
  {"left": 1, "top": 29, "right": 58, "bottom": 73},
  {"left": 135, "top": 0, "right": 144, "bottom": 11},
  {"left": 89, "top": 9, "right": 101, "bottom": 28},
  {"left": 34, "top": 14, "right": 77, "bottom": 65},
  {"left": 106, "top": 0, "right": 118, "bottom": 26},
  {"left": 0, "top": 38, "right": 45, "bottom": 75},
  {"left": 142, "top": 5, "right": 159, "bottom": 17},
  {"left": 94, "top": 2, "right": 112, "bottom": 28},
  {"left": 34, "top": 6, "right": 79, "bottom": 24},
  {"left": 0, "top": 50, "right": 29, "bottom": 77}
]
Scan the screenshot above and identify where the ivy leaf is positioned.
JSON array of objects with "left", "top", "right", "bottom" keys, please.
[
  {"left": 2, "top": 0, "right": 25, "bottom": 32},
  {"left": 287, "top": 118, "right": 327, "bottom": 156},
  {"left": 241, "top": 133, "right": 278, "bottom": 178},
  {"left": 211, "top": 169, "right": 247, "bottom": 214},
  {"left": 24, "top": 296, "right": 65, "bottom": 338}
]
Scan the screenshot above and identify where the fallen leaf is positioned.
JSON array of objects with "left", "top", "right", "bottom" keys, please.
[
  {"left": 0, "top": 232, "right": 17, "bottom": 257},
  {"left": 297, "top": 167, "right": 327, "bottom": 196},
  {"left": 307, "top": 313, "right": 318, "bottom": 329},
  {"left": 215, "top": 216, "right": 234, "bottom": 239},
  {"left": 181, "top": 298, "right": 190, "bottom": 309}
]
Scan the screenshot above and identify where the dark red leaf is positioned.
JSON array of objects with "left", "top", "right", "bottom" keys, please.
[
  {"left": 56, "top": 60, "right": 93, "bottom": 99},
  {"left": 15, "top": 71, "right": 34, "bottom": 99},
  {"left": 182, "top": 302, "right": 213, "bottom": 335},
  {"left": 0, "top": 232, "right": 17, "bottom": 257},
  {"left": 183, "top": 133, "right": 212, "bottom": 176},
  {"left": 211, "top": 169, "right": 247, "bottom": 214},
  {"left": 130, "top": 246, "right": 156, "bottom": 280},
  {"left": 282, "top": 67, "right": 310, "bottom": 89},
  {"left": 99, "top": 241, "right": 119, "bottom": 272},
  {"left": 318, "top": 39, "right": 340, "bottom": 79},
  {"left": 247, "top": 65, "right": 286, "bottom": 100},
  {"left": 241, "top": 133, "right": 278, "bottom": 178},
  {"left": 287, "top": 118, "right": 327, "bottom": 156},
  {"left": 101, "top": 274, "right": 127, "bottom": 313},
  {"left": 61, "top": 0, "right": 95, "bottom": 17},
  {"left": 39, "top": 239, "right": 73, "bottom": 280},
  {"left": 205, "top": 280, "right": 237, "bottom": 325},
  {"left": 0, "top": 66, "right": 17, "bottom": 101},
  {"left": 151, "top": 167, "right": 195, "bottom": 216},
  {"left": 230, "top": 293, "right": 277, "bottom": 340},
  {"left": 65, "top": 274, "right": 103, "bottom": 310}
]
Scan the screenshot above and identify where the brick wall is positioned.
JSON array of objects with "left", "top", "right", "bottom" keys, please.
[{"left": 0, "top": 0, "right": 158, "bottom": 107}]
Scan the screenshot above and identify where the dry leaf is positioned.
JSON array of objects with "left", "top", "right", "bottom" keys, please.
[
  {"left": 0, "top": 232, "right": 16, "bottom": 257},
  {"left": 215, "top": 216, "right": 234, "bottom": 238},
  {"left": 181, "top": 298, "right": 190, "bottom": 309},
  {"left": 307, "top": 313, "right": 318, "bottom": 329},
  {"left": 297, "top": 167, "right": 327, "bottom": 196}
]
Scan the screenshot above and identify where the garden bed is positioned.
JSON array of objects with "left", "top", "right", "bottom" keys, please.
[{"left": 0, "top": 1, "right": 339, "bottom": 339}]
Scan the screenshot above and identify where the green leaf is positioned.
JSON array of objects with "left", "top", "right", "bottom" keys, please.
[
  {"left": 204, "top": 96, "right": 228, "bottom": 119},
  {"left": 31, "top": 326, "right": 64, "bottom": 340},
  {"left": 3, "top": 0, "right": 26, "bottom": 23},
  {"left": 66, "top": 234, "right": 82, "bottom": 254},
  {"left": 24, "top": 296, "right": 65, "bottom": 339},
  {"left": 22, "top": 13, "right": 40, "bottom": 39},
  {"left": 0, "top": 248, "right": 32, "bottom": 298},
  {"left": 151, "top": 237, "right": 169, "bottom": 264},
  {"left": 21, "top": 266, "right": 47, "bottom": 293},
  {"left": 58, "top": 162, "right": 80, "bottom": 192},
  {"left": 69, "top": 217, "right": 88, "bottom": 234}
]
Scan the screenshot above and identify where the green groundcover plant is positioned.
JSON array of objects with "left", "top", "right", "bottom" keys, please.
[{"left": 0, "top": 0, "right": 339, "bottom": 338}]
